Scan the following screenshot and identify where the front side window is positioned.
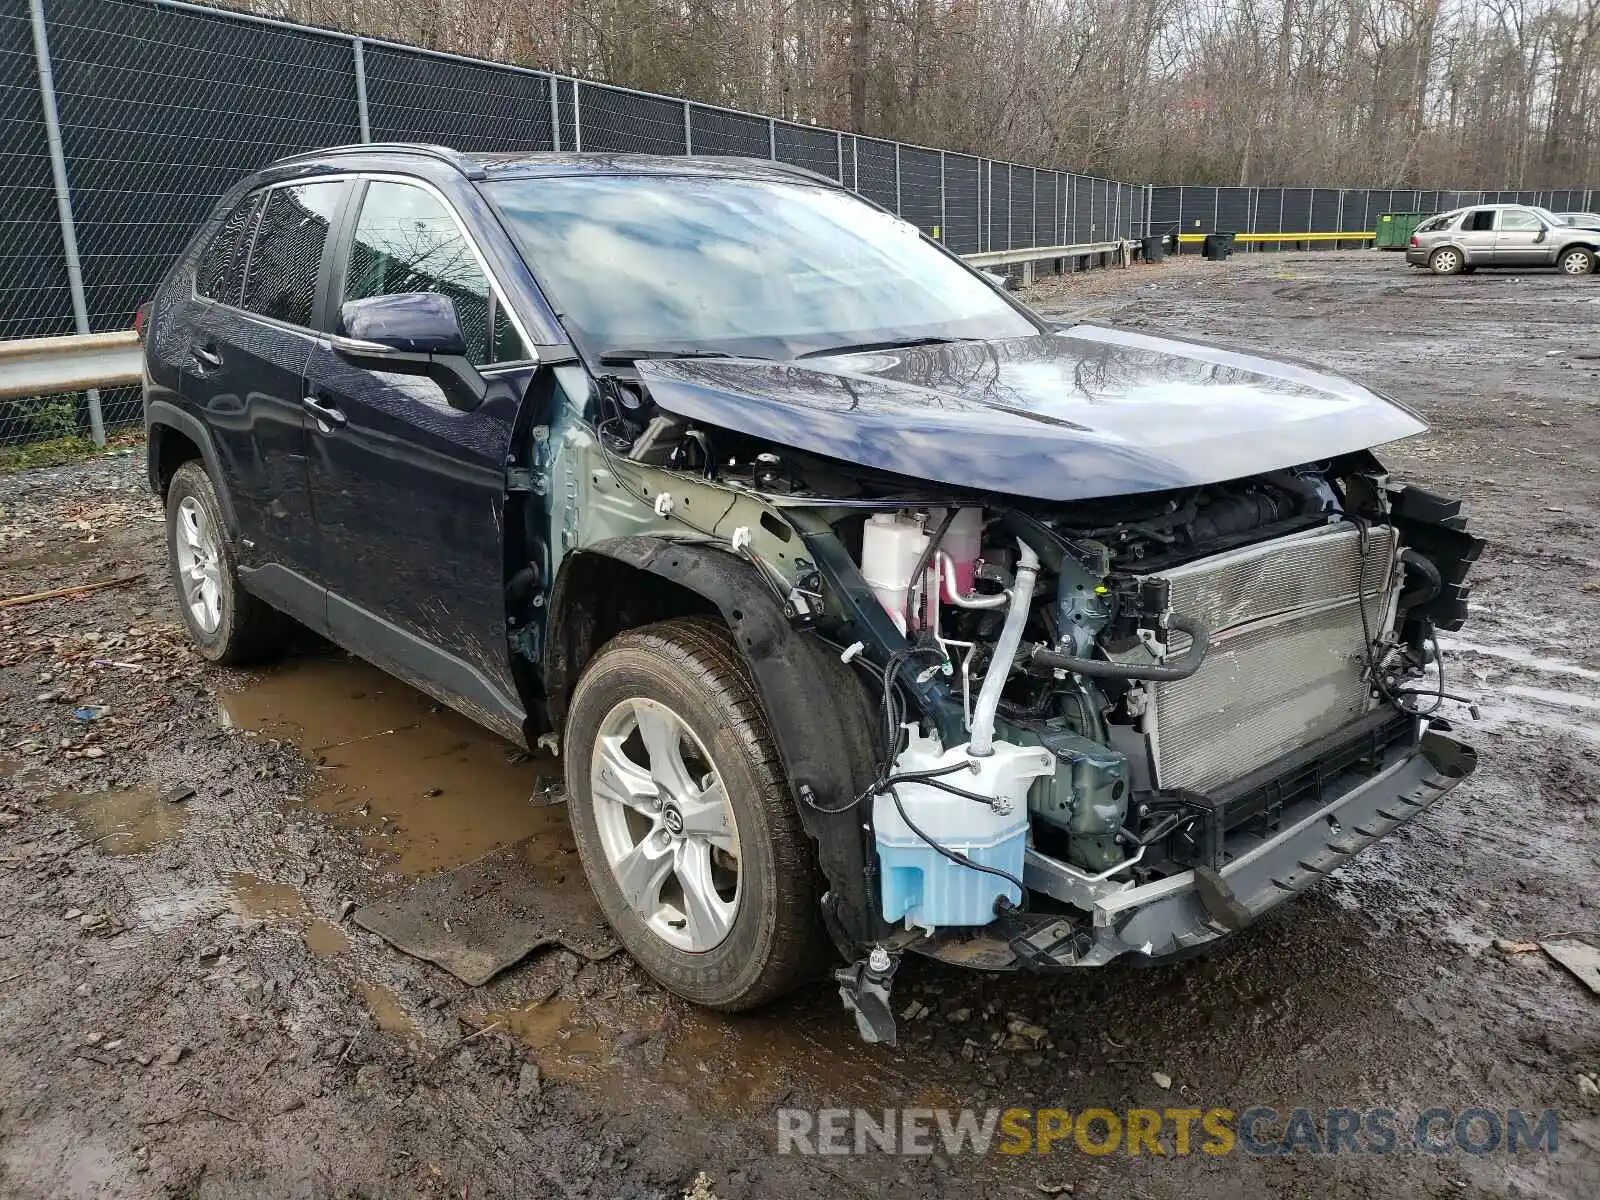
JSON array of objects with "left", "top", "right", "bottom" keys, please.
[
  {"left": 344, "top": 181, "right": 525, "bottom": 366},
  {"left": 485, "top": 175, "right": 1039, "bottom": 360},
  {"left": 1499, "top": 210, "right": 1542, "bottom": 231},
  {"left": 239, "top": 182, "right": 345, "bottom": 328},
  {"left": 197, "top": 191, "right": 263, "bottom": 303}
]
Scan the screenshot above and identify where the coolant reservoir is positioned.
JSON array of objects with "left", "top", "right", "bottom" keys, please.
[
  {"left": 937, "top": 507, "right": 984, "bottom": 601},
  {"left": 860, "top": 512, "right": 928, "bottom": 633},
  {"left": 873, "top": 732, "right": 1054, "bottom": 933}
]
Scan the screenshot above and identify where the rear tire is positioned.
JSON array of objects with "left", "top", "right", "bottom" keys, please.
[
  {"left": 564, "top": 616, "right": 825, "bottom": 1010},
  {"left": 1558, "top": 247, "right": 1595, "bottom": 276},
  {"left": 1429, "top": 247, "right": 1464, "bottom": 275},
  {"left": 164, "top": 461, "right": 290, "bottom": 664}
]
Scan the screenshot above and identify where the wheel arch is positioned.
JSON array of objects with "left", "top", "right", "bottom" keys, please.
[
  {"left": 543, "top": 537, "right": 885, "bottom": 959},
  {"left": 145, "top": 399, "right": 238, "bottom": 533}
]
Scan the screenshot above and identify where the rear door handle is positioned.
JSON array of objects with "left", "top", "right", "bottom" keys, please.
[
  {"left": 192, "top": 345, "right": 224, "bottom": 369},
  {"left": 301, "top": 395, "right": 348, "bottom": 430}
]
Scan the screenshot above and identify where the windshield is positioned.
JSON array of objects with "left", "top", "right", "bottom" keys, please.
[{"left": 484, "top": 174, "right": 1038, "bottom": 360}]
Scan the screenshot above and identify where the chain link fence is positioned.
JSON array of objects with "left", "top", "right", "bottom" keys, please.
[
  {"left": 1, "top": 0, "right": 1147, "bottom": 448},
  {"left": 1148, "top": 185, "right": 1598, "bottom": 243}
]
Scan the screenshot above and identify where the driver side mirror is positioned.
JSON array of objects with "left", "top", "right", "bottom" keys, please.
[
  {"left": 331, "top": 293, "right": 486, "bottom": 412},
  {"left": 1535, "top": 224, "right": 1549, "bottom": 242}
]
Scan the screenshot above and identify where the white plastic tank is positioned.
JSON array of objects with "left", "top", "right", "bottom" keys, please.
[
  {"left": 873, "top": 731, "right": 1054, "bottom": 933},
  {"left": 860, "top": 512, "right": 928, "bottom": 633},
  {"left": 860, "top": 508, "right": 985, "bottom": 631}
]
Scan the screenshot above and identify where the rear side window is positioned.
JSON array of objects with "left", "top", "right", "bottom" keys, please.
[
  {"left": 1415, "top": 213, "right": 1455, "bottom": 234},
  {"left": 1465, "top": 210, "right": 1495, "bottom": 232},
  {"left": 240, "top": 182, "right": 346, "bottom": 328},
  {"left": 196, "top": 192, "right": 262, "bottom": 303},
  {"left": 344, "top": 180, "right": 526, "bottom": 366}
]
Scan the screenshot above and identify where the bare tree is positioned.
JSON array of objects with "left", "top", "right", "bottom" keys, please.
[{"left": 232, "top": 0, "right": 1599, "bottom": 186}]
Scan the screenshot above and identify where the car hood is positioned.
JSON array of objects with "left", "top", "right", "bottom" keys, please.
[{"left": 634, "top": 325, "right": 1426, "bottom": 502}]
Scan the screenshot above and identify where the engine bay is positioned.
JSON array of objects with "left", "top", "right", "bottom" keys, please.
[{"left": 571, "top": 399, "right": 1482, "bottom": 935}]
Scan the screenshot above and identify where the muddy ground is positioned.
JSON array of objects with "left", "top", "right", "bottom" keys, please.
[{"left": 1, "top": 250, "right": 1597, "bottom": 1199}]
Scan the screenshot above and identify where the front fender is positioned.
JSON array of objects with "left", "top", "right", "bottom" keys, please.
[{"left": 545, "top": 537, "right": 886, "bottom": 957}]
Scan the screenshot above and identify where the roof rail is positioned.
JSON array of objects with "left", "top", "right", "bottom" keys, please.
[
  {"left": 272, "top": 142, "right": 486, "bottom": 180},
  {"left": 688, "top": 154, "right": 843, "bottom": 188}
]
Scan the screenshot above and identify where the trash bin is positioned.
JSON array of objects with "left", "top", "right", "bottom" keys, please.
[
  {"left": 1141, "top": 234, "right": 1166, "bottom": 263},
  {"left": 1203, "top": 231, "right": 1235, "bottom": 261},
  {"left": 1375, "top": 212, "right": 1425, "bottom": 250}
]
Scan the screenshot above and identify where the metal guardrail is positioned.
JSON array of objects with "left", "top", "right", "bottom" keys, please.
[
  {"left": 0, "top": 331, "right": 141, "bottom": 403},
  {"left": 963, "top": 240, "right": 1127, "bottom": 268},
  {"left": 0, "top": 241, "right": 1143, "bottom": 408}
]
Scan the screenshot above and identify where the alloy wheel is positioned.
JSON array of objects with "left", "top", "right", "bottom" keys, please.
[
  {"left": 173, "top": 495, "right": 223, "bottom": 633},
  {"left": 589, "top": 697, "right": 742, "bottom": 952}
]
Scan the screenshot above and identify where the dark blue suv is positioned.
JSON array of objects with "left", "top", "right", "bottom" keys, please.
[{"left": 142, "top": 144, "right": 1478, "bottom": 1043}]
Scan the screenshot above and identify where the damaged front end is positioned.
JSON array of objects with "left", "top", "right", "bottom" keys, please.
[{"left": 531, "top": 356, "right": 1483, "bottom": 1047}]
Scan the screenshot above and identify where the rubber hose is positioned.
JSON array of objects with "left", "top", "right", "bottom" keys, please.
[
  {"left": 905, "top": 507, "right": 959, "bottom": 633},
  {"left": 1398, "top": 548, "right": 1442, "bottom": 609},
  {"left": 1027, "top": 612, "right": 1212, "bottom": 682}
]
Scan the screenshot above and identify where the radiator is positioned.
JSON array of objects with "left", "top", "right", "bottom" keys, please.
[{"left": 1117, "top": 522, "right": 1400, "bottom": 793}]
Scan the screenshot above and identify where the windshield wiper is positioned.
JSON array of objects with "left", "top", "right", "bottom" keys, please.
[
  {"left": 596, "top": 347, "right": 745, "bottom": 365},
  {"left": 796, "top": 335, "right": 973, "bottom": 359}
]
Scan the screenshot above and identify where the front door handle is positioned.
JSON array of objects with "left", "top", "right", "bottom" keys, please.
[
  {"left": 301, "top": 395, "right": 348, "bottom": 430},
  {"left": 193, "top": 344, "right": 224, "bottom": 370}
]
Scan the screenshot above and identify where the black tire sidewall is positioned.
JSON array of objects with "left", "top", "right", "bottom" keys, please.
[
  {"left": 1560, "top": 248, "right": 1594, "bottom": 275},
  {"left": 164, "top": 462, "right": 242, "bottom": 661},
  {"left": 563, "top": 625, "right": 807, "bottom": 1009},
  {"left": 1431, "top": 247, "right": 1462, "bottom": 275}
]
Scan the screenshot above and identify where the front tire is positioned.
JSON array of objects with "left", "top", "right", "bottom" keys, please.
[
  {"left": 164, "top": 461, "right": 289, "bottom": 664},
  {"left": 564, "top": 616, "right": 824, "bottom": 1010},
  {"left": 1429, "top": 247, "right": 1464, "bottom": 275},
  {"left": 1559, "top": 247, "right": 1596, "bottom": 276}
]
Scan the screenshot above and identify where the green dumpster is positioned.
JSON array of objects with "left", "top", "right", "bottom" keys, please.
[{"left": 1375, "top": 212, "right": 1426, "bottom": 250}]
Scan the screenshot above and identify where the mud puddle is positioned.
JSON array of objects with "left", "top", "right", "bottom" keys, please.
[
  {"left": 228, "top": 871, "right": 307, "bottom": 919},
  {"left": 360, "top": 982, "right": 417, "bottom": 1037},
  {"left": 219, "top": 656, "right": 927, "bottom": 1116},
  {"left": 219, "top": 655, "right": 569, "bottom": 875},
  {"left": 488, "top": 991, "right": 914, "bottom": 1115},
  {"left": 305, "top": 918, "right": 351, "bottom": 956},
  {"left": 49, "top": 787, "right": 186, "bottom": 853}
]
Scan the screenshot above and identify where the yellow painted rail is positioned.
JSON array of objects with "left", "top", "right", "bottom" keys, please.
[{"left": 1175, "top": 231, "right": 1377, "bottom": 244}]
